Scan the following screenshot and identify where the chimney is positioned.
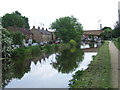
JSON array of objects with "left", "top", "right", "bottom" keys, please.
[
  {"left": 38, "top": 26, "right": 40, "bottom": 29},
  {"left": 33, "top": 26, "right": 35, "bottom": 29},
  {"left": 42, "top": 27, "right": 44, "bottom": 30}
]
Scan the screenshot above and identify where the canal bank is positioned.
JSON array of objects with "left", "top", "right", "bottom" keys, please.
[
  {"left": 2, "top": 42, "right": 99, "bottom": 88},
  {"left": 69, "top": 42, "right": 112, "bottom": 88}
]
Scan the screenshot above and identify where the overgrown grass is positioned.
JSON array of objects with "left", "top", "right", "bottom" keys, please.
[
  {"left": 69, "top": 42, "right": 112, "bottom": 88},
  {"left": 113, "top": 37, "right": 120, "bottom": 50}
]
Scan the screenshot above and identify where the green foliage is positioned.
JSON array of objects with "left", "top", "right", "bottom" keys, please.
[
  {"left": 32, "top": 39, "right": 37, "bottom": 43},
  {"left": 12, "top": 46, "right": 41, "bottom": 57},
  {"left": 51, "top": 16, "right": 83, "bottom": 44},
  {"left": 12, "top": 48, "right": 25, "bottom": 57},
  {"left": 100, "top": 27, "right": 112, "bottom": 40},
  {"left": 69, "top": 42, "right": 112, "bottom": 88},
  {"left": 2, "top": 11, "right": 30, "bottom": 29},
  {"left": 52, "top": 47, "right": 84, "bottom": 74},
  {"left": 11, "top": 31, "right": 25, "bottom": 45},
  {"left": 69, "top": 70, "right": 84, "bottom": 87},
  {"left": 69, "top": 39, "right": 77, "bottom": 47},
  {"left": 112, "top": 21, "right": 120, "bottom": 38},
  {"left": 31, "top": 46, "right": 41, "bottom": 56},
  {"left": 113, "top": 37, "right": 120, "bottom": 50},
  {"left": 1, "top": 27, "right": 13, "bottom": 58}
]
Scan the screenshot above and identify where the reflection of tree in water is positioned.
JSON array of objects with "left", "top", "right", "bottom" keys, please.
[
  {"left": 52, "top": 48, "right": 84, "bottom": 74},
  {"left": 2, "top": 56, "right": 31, "bottom": 88}
]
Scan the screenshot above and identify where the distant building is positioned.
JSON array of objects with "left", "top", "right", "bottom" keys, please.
[{"left": 31, "top": 26, "right": 52, "bottom": 43}]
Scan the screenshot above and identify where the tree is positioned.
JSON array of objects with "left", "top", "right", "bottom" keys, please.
[
  {"left": 11, "top": 31, "right": 25, "bottom": 45},
  {"left": 51, "top": 16, "right": 83, "bottom": 44},
  {"left": 2, "top": 11, "right": 30, "bottom": 29},
  {"left": 112, "top": 21, "right": 120, "bottom": 38},
  {"left": 100, "top": 27, "right": 112, "bottom": 40},
  {"left": 1, "top": 26, "right": 13, "bottom": 58}
]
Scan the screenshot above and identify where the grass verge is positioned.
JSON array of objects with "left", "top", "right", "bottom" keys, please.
[
  {"left": 69, "top": 41, "right": 112, "bottom": 88},
  {"left": 113, "top": 37, "right": 120, "bottom": 51}
]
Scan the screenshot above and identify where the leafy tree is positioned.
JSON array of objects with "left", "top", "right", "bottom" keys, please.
[
  {"left": 100, "top": 27, "right": 112, "bottom": 40},
  {"left": 11, "top": 31, "right": 25, "bottom": 45},
  {"left": 22, "top": 16, "right": 30, "bottom": 29},
  {"left": 1, "top": 26, "right": 13, "bottom": 58},
  {"left": 112, "top": 21, "right": 120, "bottom": 38},
  {"left": 2, "top": 11, "right": 30, "bottom": 29},
  {"left": 51, "top": 16, "right": 83, "bottom": 44}
]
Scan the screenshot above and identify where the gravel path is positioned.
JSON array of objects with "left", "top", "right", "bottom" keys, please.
[{"left": 109, "top": 41, "right": 119, "bottom": 88}]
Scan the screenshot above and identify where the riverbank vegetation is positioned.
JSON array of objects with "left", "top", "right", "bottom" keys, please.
[
  {"left": 11, "top": 43, "right": 71, "bottom": 58},
  {"left": 69, "top": 42, "right": 112, "bottom": 88},
  {"left": 1, "top": 27, "right": 26, "bottom": 59},
  {"left": 113, "top": 37, "right": 120, "bottom": 50}
]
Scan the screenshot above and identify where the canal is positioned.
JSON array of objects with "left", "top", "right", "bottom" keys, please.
[{"left": 2, "top": 42, "right": 100, "bottom": 88}]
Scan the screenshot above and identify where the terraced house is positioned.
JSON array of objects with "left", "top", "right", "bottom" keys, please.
[
  {"left": 7, "top": 26, "right": 54, "bottom": 44},
  {"left": 31, "top": 26, "right": 52, "bottom": 43}
]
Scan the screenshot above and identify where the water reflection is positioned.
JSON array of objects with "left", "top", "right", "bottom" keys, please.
[
  {"left": 2, "top": 51, "right": 52, "bottom": 88},
  {"left": 81, "top": 41, "right": 102, "bottom": 48},
  {"left": 2, "top": 42, "right": 101, "bottom": 88},
  {"left": 2, "top": 57, "right": 31, "bottom": 88},
  {"left": 52, "top": 48, "right": 84, "bottom": 74}
]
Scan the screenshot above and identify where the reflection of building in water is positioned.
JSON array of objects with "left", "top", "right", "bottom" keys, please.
[
  {"left": 31, "top": 53, "right": 50, "bottom": 65},
  {"left": 81, "top": 42, "right": 102, "bottom": 52}
]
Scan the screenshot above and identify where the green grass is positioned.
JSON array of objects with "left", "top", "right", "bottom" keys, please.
[
  {"left": 69, "top": 42, "right": 112, "bottom": 88},
  {"left": 113, "top": 37, "right": 120, "bottom": 51}
]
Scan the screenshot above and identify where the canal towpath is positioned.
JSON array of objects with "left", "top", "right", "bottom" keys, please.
[{"left": 109, "top": 41, "right": 119, "bottom": 88}]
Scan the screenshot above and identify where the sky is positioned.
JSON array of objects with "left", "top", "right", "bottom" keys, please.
[{"left": 0, "top": 0, "right": 120, "bottom": 30}]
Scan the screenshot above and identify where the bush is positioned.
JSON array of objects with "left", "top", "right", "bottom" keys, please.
[
  {"left": 1, "top": 28, "right": 13, "bottom": 58},
  {"left": 69, "top": 40, "right": 77, "bottom": 47},
  {"left": 31, "top": 46, "right": 41, "bottom": 56},
  {"left": 12, "top": 48, "right": 25, "bottom": 57}
]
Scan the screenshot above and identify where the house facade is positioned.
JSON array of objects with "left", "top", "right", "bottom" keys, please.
[
  {"left": 7, "top": 26, "right": 54, "bottom": 44},
  {"left": 31, "top": 26, "right": 52, "bottom": 43}
]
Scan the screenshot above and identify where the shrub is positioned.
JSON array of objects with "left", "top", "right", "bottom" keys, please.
[
  {"left": 69, "top": 39, "right": 77, "bottom": 47},
  {"left": 12, "top": 48, "right": 25, "bottom": 57}
]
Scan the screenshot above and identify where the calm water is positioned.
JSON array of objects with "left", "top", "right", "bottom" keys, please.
[{"left": 3, "top": 43, "right": 99, "bottom": 88}]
